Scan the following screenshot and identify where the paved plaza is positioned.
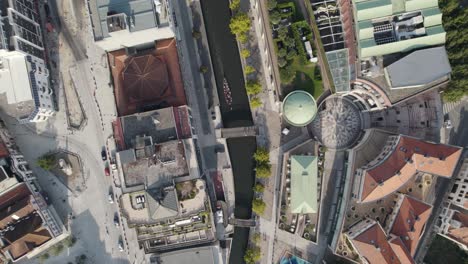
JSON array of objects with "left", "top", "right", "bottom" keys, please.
[{"left": 310, "top": 96, "right": 363, "bottom": 149}]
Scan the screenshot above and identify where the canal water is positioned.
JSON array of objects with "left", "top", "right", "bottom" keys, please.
[
  {"left": 200, "top": 0, "right": 253, "bottom": 128},
  {"left": 199, "top": 0, "right": 256, "bottom": 263}
]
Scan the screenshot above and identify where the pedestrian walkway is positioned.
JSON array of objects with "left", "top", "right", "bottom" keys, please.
[{"left": 443, "top": 96, "right": 467, "bottom": 115}]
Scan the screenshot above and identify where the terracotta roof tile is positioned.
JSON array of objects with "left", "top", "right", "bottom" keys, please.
[
  {"left": 390, "top": 195, "right": 432, "bottom": 256},
  {"left": 350, "top": 221, "right": 414, "bottom": 264},
  {"left": 361, "top": 136, "right": 462, "bottom": 202}
]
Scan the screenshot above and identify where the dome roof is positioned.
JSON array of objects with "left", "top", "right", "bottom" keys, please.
[
  {"left": 282, "top": 91, "right": 317, "bottom": 126},
  {"left": 122, "top": 55, "right": 169, "bottom": 101}
]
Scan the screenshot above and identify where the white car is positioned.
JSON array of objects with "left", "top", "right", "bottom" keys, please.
[
  {"left": 118, "top": 240, "right": 124, "bottom": 252},
  {"left": 446, "top": 120, "right": 453, "bottom": 129},
  {"left": 108, "top": 193, "right": 114, "bottom": 204}
]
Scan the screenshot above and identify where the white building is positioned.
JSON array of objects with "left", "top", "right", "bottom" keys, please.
[
  {"left": 0, "top": 0, "right": 55, "bottom": 123},
  {"left": 435, "top": 157, "right": 468, "bottom": 249},
  {"left": 0, "top": 50, "right": 54, "bottom": 123}
]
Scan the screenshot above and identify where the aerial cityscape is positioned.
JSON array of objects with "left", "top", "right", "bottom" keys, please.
[{"left": 0, "top": 0, "right": 466, "bottom": 263}]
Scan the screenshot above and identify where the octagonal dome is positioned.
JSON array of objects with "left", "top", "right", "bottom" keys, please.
[
  {"left": 122, "top": 55, "right": 169, "bottom": 101},
  {"left": 282, "top": 91, "right": 317, "bottom": 127}
]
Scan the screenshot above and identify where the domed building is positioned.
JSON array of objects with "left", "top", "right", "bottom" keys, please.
[{"left": 282, "top": 91, "right": 317, "bottom": 127}]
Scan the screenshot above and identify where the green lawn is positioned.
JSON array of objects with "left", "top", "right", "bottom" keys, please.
[
  {"left": 424, "top": 235, "right": 468, "bottom": 264},
  {"left": 288, "top": 58, "right": 323, "bottom": 99}
]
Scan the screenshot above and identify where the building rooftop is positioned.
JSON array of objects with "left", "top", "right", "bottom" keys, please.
[
  {"left": 384, "top": 47, "right": 451, "bottom": 89},
  {"left": 388, "top": 194, "right": 432, "bottom": 256},
  {"left": 282, "top": 91, "right": 317, "bottom": 127},
  {"left": 0, "top": 183, "right": 52, "bottom": 260},
  {"left": 118, "top": 140, "right": 189, "bottom": 189},
  {"left": 156, "top": 246, "right": 221, "bottom": 264},
  {"left": 347, "top": 219, "right": 414, "bottom": 264},
  {"left": 290, "top": 155, "right": 318, "bottom": 214},
  {"left": 147, "top": 186, "right": 179, "bottom": 220},
  {"left": 88, "top": 0, "right": 172, "bottom": 44},
  {"left": 109, "top": 39, "right": 186, "bottom": 116},
  {"left": 353, "top": 0, "right": 446, "bottom": 59},
  {"left": 359, "top": 135, "right": 462, "bottom": 203}
]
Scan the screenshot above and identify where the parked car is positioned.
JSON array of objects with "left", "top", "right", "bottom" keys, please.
[
  {"left": 101, "top": 149, "right": 107, "bottom": 161},
  {"left": 118, "top": 239, "right": 124, "bottom": 252},
  {"left": 108, "top": 192, "right": 114, "bottom": 204},
  {"left": 114, "top": 214, "right": 120, "bottom": 227},
  {"left": 105, "top": 167, "right": 110, "bottom": 176}
]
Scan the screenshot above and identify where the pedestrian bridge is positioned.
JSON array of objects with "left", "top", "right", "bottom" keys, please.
[
  {"left": 228, "top": 217, "right": 257, "bottom": 227},
  {"left": 217, "top": 126, "right": 258, "bottom": 139}
]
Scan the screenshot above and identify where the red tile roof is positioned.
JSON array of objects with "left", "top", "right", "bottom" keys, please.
[
  {"left": 360, "top": 136, "right": 462, "bottom": 203},
  {"left": 390, "top": 195, "right": 432, "bottom": 256},
  {"left": 350, "top": 221, "right": 414, "bottom": 264}
]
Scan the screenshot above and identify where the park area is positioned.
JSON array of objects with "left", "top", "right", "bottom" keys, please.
[{"left": 268, "top": 0, "right": 323, "bottom": 98}]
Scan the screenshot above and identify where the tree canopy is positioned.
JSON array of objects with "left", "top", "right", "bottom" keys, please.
[
  {"left": 229, "top": 12, "right": 251, "bottom": 36},
  {"left": 267, "top": 0, "right": 277, "bottom": 11},
  {"left": 270, "top": 10, "right": 281, "bottom": 24},
  {"left": 253, "top": 183, "right": 265, "bottom": 193},
  {"left": 37, "top": 155, "right": 55, "bottom": 170},
  {"left": 246, "top": 80, "right": 262, "bottom": 95},
  {"left": 252, "top": 198, "right": 266, "bottom": 215},
  {"left": 439, "top": 0, "right": 468, "bottom": 101},
  {"left": 254, "top": 147, "right": 269, "bottom": 163},
  {"left": 250, "top": 97, "right": 262, "bottom": 109},
  {"left": 244, "top": 65, "right": 256, "bottom": 75},
  {"left": 241, "top": 49, "right": 251, "bottom": 58},
  {"left": 229, "top": 0, "right": 241, "bottom": 11},
  {"left": 256, "top": 163, "right": 271, "bottom": 178}
]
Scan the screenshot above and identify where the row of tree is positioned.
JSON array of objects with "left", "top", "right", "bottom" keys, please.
[{"left": 440, "top": 0, "right": 468, "bottom": 101}]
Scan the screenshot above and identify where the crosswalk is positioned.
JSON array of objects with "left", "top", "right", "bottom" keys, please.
[{"left": 443, "top": 99, "right": 465, "bottom": 115}]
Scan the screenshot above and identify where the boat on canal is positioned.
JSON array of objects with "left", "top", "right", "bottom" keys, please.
[{"left": 223, "top": 78, "right": 232, "bottom": 109}]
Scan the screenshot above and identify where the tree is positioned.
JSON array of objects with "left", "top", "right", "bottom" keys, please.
[
  {"left": 280, "top": 65, "right": 295, "bottom": 84},
  {"left": 250, "top": 97, "right": 262, "bottom": 109},
  {"left": 229, "top": 0, "right": 241, "bottom": 11},
  {"left": 256, "top": 163, "right": 271, "bottom": 178},
  {"left": 254, "top": 147, "right": 270, "bottom": 164},
  {"left": 199, "top": 65, "right": 208, "bottom": 73},
  {"left": 252, "top": 233, "right": 261, "bottom": 244},
  {"left": 64, "top": 236, "right": 76, "bottom": 248},
  {"left": 277, "top": 57, "right": 287, "bottom": 68},
  {"left": 237, "top": 33, "right": 249, "bottom": 43},
  {"left": 252, "top": 198, "right": 266, "bottom": 215},
  {"left": 240, "top": 49, "right": 251, "bottom": 58},
  {"left": 39, "top": 253, "right": 50, "bottom": 261},
  {"left": 277, "top": 48, "right": 287, "bottom": 58},
  {"left": 284, "top": 37, "right": 296, "bottom": 48},
  {"left": 244, "top": 65, "right": 255, "bottom": 75},
  {"left": 253, "top": 183, "right": 265, "bottom": 193},
  {"left": 192, "top": 30, "right": 201, "bottom": 39},
  {"left": 50, "top": 243, "right": 64, "bottom": 256},
  {"left": 37, "top": 155, "right": 55, "bottom": 170},
  {"left": 269, "top": 10, "right": 281, "bottom": 25},
  {"left": 230, "top": 12, "right": 251, "bottom": 36},
  {"left": 286, "top": 49, "right": 297, "bottom": 60},
  {"left": 246, "top": 80, "right": 262, "bottom": 95},
  {"left": 277, "top": 26, "right": 289, "bottom": 40},
  {"left": 267, "top": 0, "right": 277, "bottom": 11}
]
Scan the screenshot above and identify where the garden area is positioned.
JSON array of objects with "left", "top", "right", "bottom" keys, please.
[
  {"left": 424, "top": 235, "right": 468, "bottom": 264},
  {"left": 439, "top": 0, "right": 468, "bottom": 101},
  {"left": 268, "top": 0, "right": 323, "bottom": 98}
]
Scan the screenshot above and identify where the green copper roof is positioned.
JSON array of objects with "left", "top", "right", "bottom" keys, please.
[
  {"left": 290, "top": 155, "right": 318, "bottom": 214},
  {"left": 282, "top": 91, "right": 317, "bottom": 127}
]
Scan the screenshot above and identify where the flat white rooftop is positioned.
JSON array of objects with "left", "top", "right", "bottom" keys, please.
[{"left": 0, "top": 50, "right": 33, "bottom": 104}]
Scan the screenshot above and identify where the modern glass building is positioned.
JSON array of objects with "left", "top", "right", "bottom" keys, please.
[{"left": 352, "top": 0, "right": 446, "bottom": 59}]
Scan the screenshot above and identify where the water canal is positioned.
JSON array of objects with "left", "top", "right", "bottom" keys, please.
[{"left": 199, "top": 0, "right": 256, "bottom": 263}]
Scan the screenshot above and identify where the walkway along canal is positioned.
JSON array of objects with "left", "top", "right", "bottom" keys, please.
[{"left": 199, "top": 0, "right": 256, "bottom": 263}]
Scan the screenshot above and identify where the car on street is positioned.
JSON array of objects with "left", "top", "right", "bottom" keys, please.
[
  {"left": 446, "top": 120, "right": 453, "bottom": 129},
  {"left": 114, "top": 214, "right": 120, "bottom": 227},
  {"left": 101, "top": 149, "right": 107, "bottom": 161},
  {"left": 108, "top": 191, "right": 114, "bottom": 204},
  {"left": 118, "top": 238, "right": 124, "bottom": 252},
  {"left": 105, "top": 166, "right": 110, "bottom": 176}
]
